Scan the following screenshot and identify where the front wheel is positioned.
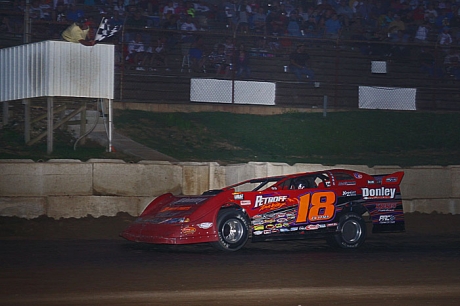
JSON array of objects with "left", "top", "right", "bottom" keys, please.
[
  {"left": 211, "top": 209, "right": 249, "bottom": 252},
  {"left": 327, "top": 212, "right": 366, "bottom": 249}
]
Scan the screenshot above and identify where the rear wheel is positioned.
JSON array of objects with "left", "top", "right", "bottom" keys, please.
[
  {"left": 211, "top": 209, "right": 249, "bottom": 252},
  {"left": 327, "top": 212, "right": 366, "bottom": 249}
]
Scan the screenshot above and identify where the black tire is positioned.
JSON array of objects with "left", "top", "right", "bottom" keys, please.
[
  {"left": 327, "top": 212, "right": 366, "bottom": 249},
  {"left": 211, "top": 209, "right": 249, "bottom": 252}
]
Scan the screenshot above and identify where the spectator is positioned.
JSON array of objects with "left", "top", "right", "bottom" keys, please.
[
  {"left": 125, "top": 9, "right": 148, "bottom": 29},
  {"left": 287, "top": 9, "right": 303, "bottom": 36},
  {"left": 444, "top": 48, "right": 460, "bottom": 80},
  {"left": 252, "top": 6, "right": 267, "bottom": 34},
  {"left": 289, "top": 44, "right": 315, "bottom": 82},
  {"left": 113, "top": 0, "right": 127, "bottom": 17},
  {"left": 0, "top": 15, "right": 23, "bottom": 34},
  {"left": 125, "top": 9, "right": 148, "bottom": 42},
  {"left": 223, "top": 36, "right": 234, "bottom": 59},
  {"left": 180, "top": 14, "right": 197, "bottom": 43},
  {"left": 414, "top": 21, "right": 430, "bottom": 43},
  {"left": 224, "top": 0, "right": 237, "bottom": 30},
  {"left": 53, "top": 2, "right": 67, "bottom": 22},
  {"left": 235, "top": 44, "right": 251, "bottom": 78},
  {"left": 303, "top": 15, "right": 319, "bottom": 37},
  {"left": 387, "top": 14, "right": 405, "bottom": 40},
  {"left": 425, "top": 3, "right": 438, "bottom": 25},
  {"left": 175, "top": 1, "right": 188, "bottom": 19},
  {"left": 439, "top": 26, "right": 453, "bottom": 52},
  {"left": 189, "top": 35, "right": 207, "bottom": 72},
  {"left": 52, "top": 0, "right": 71, "bottom": 9},
  {"left": 336, "top": 0, "right": 354, "bottom": 29},
  {"left": 419, "top": 48, "right": 443, "bottom": 78},
  {"left": 324, "top": 13, "right": 342, "bottom": 38},
  {"left": 236, "top": 0, "right": 251, "bottom": 33},
  {"left": 162, "top": 1, "right": 175, "bottom": 20},
  {"left": 65, "top": 3, "right": 85, "bottom": 23},
  {"left": 29, "top": 0, "right": 43, "bottom": 20},
  {"left": 208, "top": 44, "right": 230, "bottom": 77},
  {"left": 194, "top": 0, "right": 211, "bottom": 16},
  {"left": 125, "top": 32, "right": 147, "bottom": 70},
  {"left": 61, "top": 19, "right": 95, "bottom": 46},
  {"left": 143, "top": 36, "right": 170, "bottom": 71},
  {"left": 109, "top": 9, "right": 124, "bottom": 28},
  {"left": 39, "top": 0, "right": 52, "bottom": 20}
]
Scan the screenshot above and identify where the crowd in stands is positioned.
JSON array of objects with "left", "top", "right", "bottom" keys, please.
[{"left": 2, "top": 0, "right": 460, "bottom": 80}]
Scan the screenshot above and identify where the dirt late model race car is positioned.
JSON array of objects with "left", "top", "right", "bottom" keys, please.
[{"left": 121, "top": 169, "right": 405, "bottom": 252}]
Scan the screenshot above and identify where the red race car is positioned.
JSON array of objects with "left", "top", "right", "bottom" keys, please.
[{"left": 121, "top": 169, "right": 405, "bottom": 251}]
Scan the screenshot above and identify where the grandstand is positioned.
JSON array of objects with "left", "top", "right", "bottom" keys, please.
[{"left": 1, "top": 0, "right": 460, "bottom": 111}]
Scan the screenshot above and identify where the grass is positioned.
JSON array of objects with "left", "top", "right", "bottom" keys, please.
[
  {"left": 113, "top": 110, "right": 460, "bottom": 166},
  {"left": 2, "top": 109, "right": 460, "bottom": 166}
]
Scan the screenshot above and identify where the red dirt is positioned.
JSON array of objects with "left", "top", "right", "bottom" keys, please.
[{"left": 1, "top": 212, "right": 460, "bottom": 240}]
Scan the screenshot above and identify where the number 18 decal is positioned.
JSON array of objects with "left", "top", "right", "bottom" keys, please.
[{"left": 295, "top": 191, "right": 336, "bottom": 223}]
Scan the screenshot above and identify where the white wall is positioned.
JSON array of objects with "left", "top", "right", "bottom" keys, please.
[{"left": 1, "top": 160, "right": 459, "bottom": 219}]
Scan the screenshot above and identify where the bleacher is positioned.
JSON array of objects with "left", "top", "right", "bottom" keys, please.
[{"left": 2, "top": 1, "right": 460, "bottom": 111}]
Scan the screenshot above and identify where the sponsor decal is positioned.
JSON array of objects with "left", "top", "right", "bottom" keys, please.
[
  {"left": 254, "top": 225, "right": 265, "bottom": 231},
  {"left": 254, "top": 195, "right": 288, "bottom": 208},
  {"left": 182, "top": 226, "right": 196, "bottom": 235},
  {"left": 379, "top": 215, "right": 396, "bottom": 224},
  {"left": 362, "top": 187, "right": 396, "bottom": 199},
  {"left": 265, "top": 224, "right": 275, "bottom": 230},
  {"left": 252, "top": 220, "right": 264, "bottom": 225},
  {"left": 271, "top": 229, "right": 280, "bottom": 233},
  {"left": 385, "top": 177, "right": 398, "bottom": 183},
  {"left": 368, "top": 180, "right": 375, "bottom": 184},
  {"left": 275, "top": 223, "right": 283, "bottom": 229},
  {"left": 276, "top": 218, "right": 288, "bottom": 223},
  {"left": 280, "top": 228, "right": 290, "bottom": 233},
  {"left": 174, "top": 197, "right": 208, "bottom": 204},
  {"left": 327, "top": 223, "right": 338, "bottom": 227},
  {"left": 306, "top": 225, "right": 319, "bottom": 230},
  {"left": 275, "top": 213, "right": 286, "bottom": 219},
  {"left": 354, "top": 173, "right": 363, "bottom": 179},
  {"left": 375, "top": 203, "right": 398, "bottom": 211},
  {"left": 233, "top": 193, "right": 244, "bottom": 200},
  {"left": 240, "top": 200, "right": 251, "bottom": 206},
  {"left": 197, "top": 222, "right": 213, "bottom": 229},
  {"left": 160, "top": 206, "right": 192, "bottom": 212},
  {"left": 338, "top": 181, "right": 356, "bottom": 186},
  {"left": 283, "top": 223, "right": 290, "bottom": 228},
  {"left": 264, "top": 230, "right": 271, "bottom": 235},
  {"left": 290, "top": 227, "right": 299, "bottom": 231},
  {"left": 253, "top": 230, "right": 263, "bottom": 236},
  {"left": 343, "top": 190, "right": 357, "bottom": 197}
]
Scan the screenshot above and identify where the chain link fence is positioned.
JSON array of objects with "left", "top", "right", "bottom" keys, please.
[{"left": 2, "top": 8, "right": 460, "bottom": 111}]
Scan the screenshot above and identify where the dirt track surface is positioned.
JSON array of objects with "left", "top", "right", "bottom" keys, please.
[{"left": 1, "top": 213, "right": 460, "bottom": 306}]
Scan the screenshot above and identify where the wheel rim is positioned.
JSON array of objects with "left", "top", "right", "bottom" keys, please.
[
  {"left": 221, "top": 219, "right": 245, "bottom": 244},
  {"left": 341, "top": 219, "right": 362, "bottom": 244}
]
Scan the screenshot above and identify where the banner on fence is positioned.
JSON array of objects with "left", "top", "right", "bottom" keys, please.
[
  {"left": 359, "top": 86, "right": 416, "bottom": 110},
  {"left": 190, "top": 79, "right": 276, "bottom": 105}
]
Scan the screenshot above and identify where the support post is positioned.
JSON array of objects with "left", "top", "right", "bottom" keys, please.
[
  {"left": 323, "top": 95, "right": 328, "bottom": 118},
  {"left": 80, "top": 101, "right": 86, "bottom": 145},
  {"left": 47, "top": 97, "right": 54, "bottom": 154},
  {"left": 2, "top": 102, "right": 8, "bottom": 126},
  {"left": 23, "top": 99, "right": 30, "bottom": 143},
  {"left": 108, "top": 98, "right": 113, "bottom": 152}
]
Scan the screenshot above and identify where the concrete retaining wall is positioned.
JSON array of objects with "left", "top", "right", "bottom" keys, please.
[{"left": 1, "top": 160, "right": 459, "bottom": 219}]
